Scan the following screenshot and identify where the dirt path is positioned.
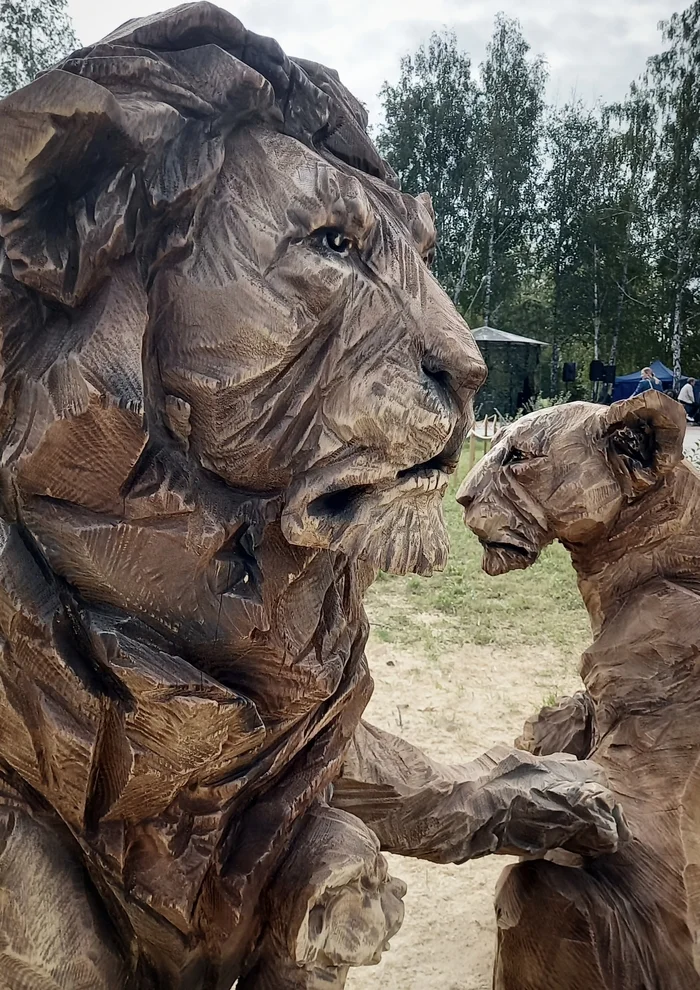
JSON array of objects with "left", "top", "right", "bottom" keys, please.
[{"left": 347, "top": 626, "right": 583, "bottom": 990}]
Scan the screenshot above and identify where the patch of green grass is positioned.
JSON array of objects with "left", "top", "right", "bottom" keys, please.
[
  {"left": 373, "top": 626, "right": 393, "bottom": 643},
  {"left": 541, "top": 691, "right": 561, "bottom": 709},
  {"left": 365, "top": 447, "right": 590, "bottom": 660}
]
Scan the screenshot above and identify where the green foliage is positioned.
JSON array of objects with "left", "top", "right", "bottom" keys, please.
[
  {"left": 490, "top": 390, "right": 572, "bottom": 424},
  {"left": 685, "top": 442, "right": 700, "bottom": 469},
  {"left": 0, "top": 0, "right": 78, "bottom": 97},
  {"left": 376, "top": 17, "right": 546, "bottom": 319},
  {"left": 376, "top": 32, "right": 483, "bottom": 297},
  {"left": 647, "top": 2, "right": 700, "bottom": 384},
  {"left": 478, "top": 15, "right": 547, "bottom": 325},
  {"left": 540, "top": 102, "right": 608, "bottom": 387},
  {"left": 515, "top": 392, "right": 571, "bottom": 417}
]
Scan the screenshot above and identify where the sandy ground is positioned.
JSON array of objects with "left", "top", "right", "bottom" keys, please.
[{"left": 346, "top": 630, "right": 582, "bottom": 990}]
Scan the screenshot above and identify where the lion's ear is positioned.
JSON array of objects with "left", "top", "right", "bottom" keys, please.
[
  {"left": 0, "top": 46, "right": 274, "bottom": 309},
  {"left": 605, "top": 389, "right": 685, "bottom": 495},
  {"left": 0, "top": 70, "right": 151, "bottom": 307},
  {"left": 0, "top": 70, "right": 137, "bottom": 213},
  {"left": 415, "top": 191, "right": 435, "bottom": 221}
]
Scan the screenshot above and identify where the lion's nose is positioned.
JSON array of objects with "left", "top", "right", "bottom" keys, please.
[
  {"left": 421, "top": 308, "right": 487, "bottom": 415},
  {"left": 456, "top": 458, "right": 483, "bottom": 510}
]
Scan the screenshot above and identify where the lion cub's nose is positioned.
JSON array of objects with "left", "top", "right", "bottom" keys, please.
[{"left": 455, "top": 483, "right": 472, "bottom": 511}]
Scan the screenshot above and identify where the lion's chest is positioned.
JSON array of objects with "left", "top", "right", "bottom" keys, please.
[
  {"left": 0, "top": 510, "right": 374, "bottom": 942},
  {"left": 24, "top": 497, "right": 368, "bottom": 703},
  {"left": 199, "top": 549, "right": 371, "bottom": 725}
]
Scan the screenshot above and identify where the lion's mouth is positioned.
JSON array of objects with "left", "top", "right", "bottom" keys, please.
[
  {"left": 308, "top": 458, "right": 451, "bottom": 521},
  {"left": 479, "top": 538, "right": 539, "bottom": 576},
  {"left": 308, "top": 483, "right": 375, "bottom": 520},
  {"left": 396, "top": 455, "right": 453, "bottom": 490},
  {"left": 281, "top": 453, "right": 454, "bottom": 575}
]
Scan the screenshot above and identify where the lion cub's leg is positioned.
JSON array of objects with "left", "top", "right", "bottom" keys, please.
[
  {"left": 239, "top": 804, "right": 405, "bottom": 989},
  {"left": 494, "top": 855, "right": 700, "bottom": 990},
  {"left": 0, "top": 785, "right": 130, "bottom": 990}
]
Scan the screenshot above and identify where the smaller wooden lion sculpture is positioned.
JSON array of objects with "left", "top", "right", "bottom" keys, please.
[{"left": 459, "top": 389, "right": 700, "bottom": 990}]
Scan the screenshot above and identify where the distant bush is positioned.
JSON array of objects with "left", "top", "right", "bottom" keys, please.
[{"left": 514, "top": 391, "right": 571, "bottom": 419}]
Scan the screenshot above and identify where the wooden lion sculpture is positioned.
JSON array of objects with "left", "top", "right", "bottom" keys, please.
[
  {"left": 0, "top": 5, "right": 625, "bottom": 987},
  {"left": 459, "top": 388, "right": 700, "bottom": 990}
]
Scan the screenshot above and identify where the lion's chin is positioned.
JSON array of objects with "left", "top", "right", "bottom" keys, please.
[
  {"left": 281, "top": 481, "right": 450, "bottom": 576},
  {"left": 481, "top": 540, "right": 539, "bottom": 576}
]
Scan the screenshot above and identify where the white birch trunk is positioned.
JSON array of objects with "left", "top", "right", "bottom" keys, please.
[
  {"left": 452, "top": 214, "right": 478, "bottom": 307},
  {"left": 592, "top": 243, "right": 601, "bottom": 400},
  {"left": 483, "top": 216, "right": 495, "bottom": 325},
  {"left": 672, "top": 287, "right": 683, "bottom": 390},
  {"left": 550, "top": 341, "right": 560, "bottom": 395}
]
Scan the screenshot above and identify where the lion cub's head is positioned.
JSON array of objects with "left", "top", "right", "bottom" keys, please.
[{"left": 457, "top": 390, "right": 686, "bottom": 576}]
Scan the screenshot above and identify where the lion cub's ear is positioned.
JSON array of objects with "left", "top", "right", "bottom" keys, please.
[{"left": 605, "top": 389, "right": 685, "bottom": 496}]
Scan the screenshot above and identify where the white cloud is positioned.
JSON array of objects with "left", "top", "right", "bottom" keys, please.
[{"left": 66, "top": 0, "right": 679, "bottom": 124}]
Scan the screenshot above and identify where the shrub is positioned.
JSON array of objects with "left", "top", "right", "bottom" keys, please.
[{"left": 514, "top": 391, "right": 571, "bottom": 419}]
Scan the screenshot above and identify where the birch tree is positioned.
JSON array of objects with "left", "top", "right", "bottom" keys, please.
[
  {"left": 648, "top": 2, "right": 700, "bottom": 387},
  {"left": 603, "top": 90, "right": 656, "bottom": 372},
  {"left": 479, "top": 15, "right": 546, "bottom": 326},
  {"left": 377, "top": 32, "right": 485, "bottom": 303},
  {"left": 0, "top": 0, "right": 78, "bottom": 96}
]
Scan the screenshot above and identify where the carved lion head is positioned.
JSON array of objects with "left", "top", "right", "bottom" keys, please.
[
  {"left": 457, "top": 390, "right": 686, "bottom": 576},
  {"left": 0, "top": 1, "right": 486, "bottom": 587}
]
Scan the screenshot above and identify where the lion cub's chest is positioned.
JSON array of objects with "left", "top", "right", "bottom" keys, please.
[{"left": 582, "top": 577, "right": 700, "bottom": 811}]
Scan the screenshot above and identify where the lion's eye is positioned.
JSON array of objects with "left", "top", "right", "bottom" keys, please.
[
  {"left": 323, "top": 229, "right": 354, "bottom": 257},
  {"left": 503, "top": 447, "right": 530, "bottom": 466},
  {"left": 423, "top": 247, "right": 435, "bottom": 269}
]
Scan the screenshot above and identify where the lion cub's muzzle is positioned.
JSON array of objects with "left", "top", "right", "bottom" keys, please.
[{"left": 457, "top": 460, "right": 544, "bottom": 577}]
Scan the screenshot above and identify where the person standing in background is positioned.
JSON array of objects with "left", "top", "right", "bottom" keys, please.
[
  {"left": 678, "top": 378, "right": 696, "bottom": 422},
  {"left": 631, "top": 367, "right": 664, "bottom": 397}
]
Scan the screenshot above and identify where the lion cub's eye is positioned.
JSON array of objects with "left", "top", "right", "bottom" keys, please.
[
  {"left": 610, "top": 425, "right": 651, "bottom": 465},
  {"left": 423, "top": 247, "right": 436, "bottom": 269},
  {"left": 323, "top": 229, "right": 354, "bottom": 257}
]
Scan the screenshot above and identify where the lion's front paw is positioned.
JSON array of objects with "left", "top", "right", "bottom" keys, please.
[{"left": 497, "top": 754, "right": 629, "bottom": 860}]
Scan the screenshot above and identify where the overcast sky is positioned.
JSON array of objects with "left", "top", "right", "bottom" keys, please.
[{"left": 67, "top": 0, "right": 680, "bottom": 124}]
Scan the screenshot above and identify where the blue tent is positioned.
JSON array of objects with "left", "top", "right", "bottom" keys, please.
[{"left": 612, "top": 360, "right": 675, "bottom": 402}]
